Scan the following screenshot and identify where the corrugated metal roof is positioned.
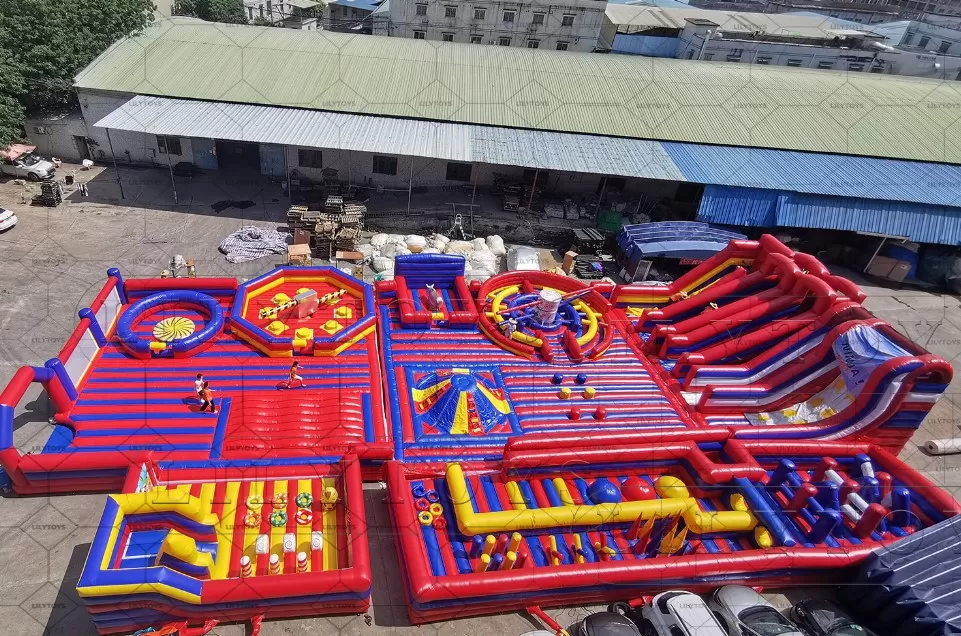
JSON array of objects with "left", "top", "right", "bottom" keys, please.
[
  {"left": 696, "top": 186, "right": 779, "bottom": 227},
  {"left": 779, "top": 192, "right": 961, "bottom": 245},
  {"left": 697, "top": 185, "right": 961, "bottom": 245},
  {"left": 605, "top": 4, "right": 880, "bottom": 39},
  {"left": 784, "top": 11, "right": 873, "bottom": 30},
  {"left": 327, "top": 0, "right": 381, "bottom": 11},
  {"left": 663, "top": 142, "right": 961, "bottom": 207},
  {"left": 93, "top": 95, "right": 686, "bottom": 180},
  {"left": 75, "top": 17, "right": 961, "bottom": 164},
  {"left": 96, "top": 95, "right": 961, "bottom": 208}
]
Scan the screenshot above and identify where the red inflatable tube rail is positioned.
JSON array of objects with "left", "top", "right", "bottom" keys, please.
[
  {"left": 673, "top": 301, "right": 867, "bottom": 381},
  {"left": 394, "top": 275, "right": 432, "bottom": 326},
  {"left": 449, "top": 276, "right": 479, "bottom": 325},
  {"left": 502, "top": 441, "right": 767, "bottom": 484},
  {"left": 692, "top": 318, "right": 885, "bottom": 413},
  {"left": 636, "top": 268, "right": 758, "bottom": 329},
  {"left": 611, "top": 240, "right": 764, "bottom": 305},
  {"left": 503, "top": 428, "right": 730, "bottom": 454},
  {"left": 124, "top": 278, "right": 239, "bottom": 294}
]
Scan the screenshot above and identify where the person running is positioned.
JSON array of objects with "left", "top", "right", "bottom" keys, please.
[
  {"left": 199, "top": 381, "right": 216, "bottom": 413},
  {"left": 194, "top": 373, "right": 204, "bottom": 398},
  {"left": 289, "top": 360, "right": 306, "bottom": 388}
]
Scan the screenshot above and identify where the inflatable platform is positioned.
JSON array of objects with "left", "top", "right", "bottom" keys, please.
[
  {"left": 77, "top": 455, "right": 369, "bottom": 634},
  {"left": 387, "top": 430, "right": 960, "bottom": 623},
  {"left": 377, "top": 239, "right": 950, "bottom": 463},
  {"left": 0, "top": 267, "right": 389, "bottom": 494},
  {"left": 0, "top": 234, "right": 953, "bottom": 633}
]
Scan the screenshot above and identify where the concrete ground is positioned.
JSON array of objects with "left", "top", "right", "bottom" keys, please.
[{"left": 0, "top": 164, "right": 958, "bottom": 635}]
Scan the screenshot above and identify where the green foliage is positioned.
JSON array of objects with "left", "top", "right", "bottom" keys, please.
[
  {"left": 176, "top": 0, "right": 248, "bottom": 24},
  {"left": 0, "top": 0, "right": 154, "bottom": 147}
]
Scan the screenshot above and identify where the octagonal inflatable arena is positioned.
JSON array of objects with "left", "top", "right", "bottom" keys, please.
[{"left": 0, "top": 236, "right": 956, "bottom": 634}]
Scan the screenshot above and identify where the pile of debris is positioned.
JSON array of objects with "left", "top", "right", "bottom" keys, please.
[{"left": 287, "top": 196, "right": 367, "bottom": 259}]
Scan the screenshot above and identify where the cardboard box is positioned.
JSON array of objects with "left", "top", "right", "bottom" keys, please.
[{"left": 867, "top": 255, "right": 910, "bottom": 282}]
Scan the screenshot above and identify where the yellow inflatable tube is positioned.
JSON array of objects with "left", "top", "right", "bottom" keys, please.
[{"left": 445, "top": 465, "right": 756, "bottom": 536}]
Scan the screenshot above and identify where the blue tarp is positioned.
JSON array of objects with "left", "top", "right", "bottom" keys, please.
[
  {"left": 617, "top": 221, "right": 746, "bottom": 260},
  {"left": 841, "top": 514, "right": 961, "bottom": 636}
]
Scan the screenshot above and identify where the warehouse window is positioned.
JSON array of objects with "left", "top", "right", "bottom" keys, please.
[
  {"left": 561, "top": 14, "right": 575, "bottom": 26},
  {"left": 532, "top": 12, "right": 545, "bottom": 25},
  {"left": 786, "top": 58, "right": 802, "bottom": 67},
  {"left": 474, "top": 7, "right": 486, "bottom": 19},
  {"left": 848, "top": 62, "right": 864, "bottom": 71},
  {"left": 443, "top": 32, "right": 454, "bottom": 41},
  {"left": 446, "top": 162, "right": 472, "bottom": 182},
  {"left": 503, "top": 10, "right": 515, "bottom": 22},
  {"left": 499, "top": 36, "right": 511, "bottom": 45},
  {"left": 298, "top": 148, "right": 323, "bottom": 169},
  {"left": 755, "top": 55, "right": 770, "bottom": 64},
  {"left": 817, "top": 60, "right": 834, "bottom": 69},
  {"left": 528, "top": 39, "right": 539, "bottom": 48},
  {"left": 470, "top": 35, "right": 482, "bottom": 43},
  {"left": 416, "top": 3, "right": 426, "bottom": 14},
  {"left": 413, "top": 30, "right": 426, "bottom": 39},
  {"left": 373, "top": 155, "right": 398, "bottom": 175},
  {"left": 556, "top": 41, "right": 569, "bottom": 50},
  {"left": 940, "top": 40, "right": 951, "bottom": 53},
  {"left": 156, "top": 135, "right": 182, "bottom": 155},
  {"left": 444, "top": 5, "right": 456, "bottom": 18},
  {"left": 919, "top": 36, "right": 930, "bottom": 48}
]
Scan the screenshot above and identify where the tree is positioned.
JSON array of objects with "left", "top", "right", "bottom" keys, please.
[
  {"left": 0, "top": 47, "right": 25, "bottom": 146},
  {"left": 0, "top": 0, "right": 154, "bottom": 146},
  {"left": 176, "top": 0, "right": 248, "bottom": 24}
]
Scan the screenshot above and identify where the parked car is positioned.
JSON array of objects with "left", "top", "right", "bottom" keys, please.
[
  {"left": 569, "top": 610, "right": 643, "bottom": 636},
  {"left": 710, "top": 586, "right": 804, "bottom": 636},
  {"left": 642, "top": 591, "right": 729, "bottom": 636},
  {"left": 0, "top": 207, "right": 17, "bottom": 232},
  {"left": 0, "top": 144, "right": 55, "bottom": 181},
  {"left": 790, "top": 599, "right": 877, "bottom": 636}
]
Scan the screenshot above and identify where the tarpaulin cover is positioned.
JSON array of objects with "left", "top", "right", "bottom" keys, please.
[
  {"left": 616, "top": 221, "right": 746, "bottom": 260},
  {"left": 840, "top": 514, "right": 961, "bottom": 636},
  {"left": 833, "top": 325, "right": 911, "bottom": 392}
]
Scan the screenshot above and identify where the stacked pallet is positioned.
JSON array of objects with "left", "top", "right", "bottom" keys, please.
[
  {"left": 287, "top": 197, "right": 367, "bottom": 260},
  {"left": 34, "top": 178, "right": 63, "bottom": 207}
]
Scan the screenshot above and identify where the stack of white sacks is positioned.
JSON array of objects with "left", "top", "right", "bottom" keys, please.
[{"left": 363, "top": 232, "right": 509, "bottom": 281}]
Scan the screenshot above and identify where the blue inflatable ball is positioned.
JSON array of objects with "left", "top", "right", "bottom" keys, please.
[
  {"left": 551, "top": 373, "right": 564, "bottom": 385},
  {"left": 575, "top": 373, "right": 589, "bottom": 385},
  {"left": 588, "top": 478, "right": 622, "bottom": 504}
]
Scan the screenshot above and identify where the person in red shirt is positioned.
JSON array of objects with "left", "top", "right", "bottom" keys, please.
[{"left": 199, "top": 381, "right": 216, "bottom": 413}]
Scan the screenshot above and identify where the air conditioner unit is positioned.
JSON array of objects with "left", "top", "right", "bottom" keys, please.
[{"left": 34, "top": 126, "right": 49, "bottom": 134}]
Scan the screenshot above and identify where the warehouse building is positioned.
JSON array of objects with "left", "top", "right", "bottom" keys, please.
[
  {"left": 52, "top": 16, "right": 961, "bottom": 248},
  {"left": 600, "top": 5, "right": 961, "bottom": 79}
]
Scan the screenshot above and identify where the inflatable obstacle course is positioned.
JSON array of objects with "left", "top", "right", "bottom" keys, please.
[
  {"left": 387, "top": 431, "right": 960, "bottom": 623},
  {"left": 0, "top": 235, "right": 953, "bottom": 633},
  {"left": 77, "top": 457, "right": 369, "bottom": 634}
]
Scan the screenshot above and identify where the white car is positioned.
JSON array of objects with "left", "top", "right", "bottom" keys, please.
[
  {"left": 710, "top": 586, "right": 804, "bottom": 636},
  {"left": 641, "top": 590, "right": 729, "bottom": 636},
  {"left": 0, "top": 207, "right": 17, "bottom": 232},
  {"left": 0, "top": 151, "right": 55, "bottom": 181}
]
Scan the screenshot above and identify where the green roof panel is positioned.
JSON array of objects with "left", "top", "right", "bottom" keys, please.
[{"left": 74, "top": 16, "right": 961, "bottom": 163}]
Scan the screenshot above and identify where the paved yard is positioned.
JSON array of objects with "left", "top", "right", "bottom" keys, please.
[{"left": 0, "top": 164, "right": 958, "bottom": 635}]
